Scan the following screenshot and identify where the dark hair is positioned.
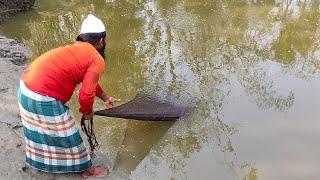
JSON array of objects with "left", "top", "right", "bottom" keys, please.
[{"left": 76, "top": 32, "right": 106, "bottom": 46}]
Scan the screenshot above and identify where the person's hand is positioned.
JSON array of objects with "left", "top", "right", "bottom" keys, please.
[
  {"left": 104, "top": 96, "right": 121, "bottom": 109},
  {"left": 83, "top": 112, "right": 93, "bottom": 120}
]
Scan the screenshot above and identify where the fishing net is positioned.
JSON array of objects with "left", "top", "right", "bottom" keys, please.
[
  {"left": 82, "top": 95, "right": 189, "bottom": 154},
  {"left": 94, "top": 95, "right": 188, "bottom": 121}
]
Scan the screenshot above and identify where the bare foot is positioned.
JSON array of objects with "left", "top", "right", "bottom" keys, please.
[{"left": 82, "top": 166, "right": 109, "bottom": 179}]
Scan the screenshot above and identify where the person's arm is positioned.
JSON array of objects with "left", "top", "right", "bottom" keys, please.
[
  {"left": 95, "top": 83, "right": 121, "bottom": 109},
  {"left": 79, "top": 56, "right": 105, "bottom": 115},
  {"left": 78, "top": 71, "right": 101, "bottom": 115},
  {"left": 95, "top": 83, "right": 108, "bottom": 101}
]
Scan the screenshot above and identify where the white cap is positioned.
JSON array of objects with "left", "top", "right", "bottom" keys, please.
[{"left": 80, "top": 14, "right": 106, "bottom": 34}]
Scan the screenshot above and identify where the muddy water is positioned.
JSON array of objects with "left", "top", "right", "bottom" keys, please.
[{"left": 2, "top": 0, "right": 320, "bottom": 179}]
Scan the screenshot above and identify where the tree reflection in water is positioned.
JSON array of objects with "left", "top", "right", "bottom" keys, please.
[{"left": 132, "top": 0, "right": 319, "bottom": 179}]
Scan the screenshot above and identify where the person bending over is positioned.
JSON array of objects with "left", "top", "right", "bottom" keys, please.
[{"left": 17, "top": 14, "right": 117, "bottom": 178}]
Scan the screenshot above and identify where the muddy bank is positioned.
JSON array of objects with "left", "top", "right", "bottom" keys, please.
[
  {"left": 0, "top": 1, "right": 35, "bottom": 179},
  {"left": 0, "top": 33, "right": 51, "bottom": 180}
]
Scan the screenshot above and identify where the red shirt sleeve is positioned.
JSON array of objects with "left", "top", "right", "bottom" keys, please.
[
  {"left": 78, "top": 56, "right": 105, "bottom": 114},
  {"left": 95, "top": 83, "right": 103, "bottom": 98}
]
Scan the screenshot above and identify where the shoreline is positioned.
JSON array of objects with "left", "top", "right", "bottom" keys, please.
[{"left": 0, "top": 2, "right": 35, "bottom": 177}]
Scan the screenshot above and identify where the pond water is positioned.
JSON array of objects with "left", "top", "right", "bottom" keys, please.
[{"left": 2, "top": 0, "right": 320, "bottom": 179}]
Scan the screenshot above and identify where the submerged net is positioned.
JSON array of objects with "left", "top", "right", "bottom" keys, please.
[{"left": 94, "top": 95, "right": 189, "bottom": 121}]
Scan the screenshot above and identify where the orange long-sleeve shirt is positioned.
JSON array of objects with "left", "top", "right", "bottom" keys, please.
[{"left": 21, "top": 41, "right": 105, "bottom": 114}]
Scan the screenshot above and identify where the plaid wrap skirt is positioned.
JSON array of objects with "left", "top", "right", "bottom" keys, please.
[{"left": 17, "top": 80, "right": 92, "bottom": 173}]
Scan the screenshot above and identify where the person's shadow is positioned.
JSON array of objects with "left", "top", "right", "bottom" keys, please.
[{"left": 114, "top": 120, "right": 174, "bottom": 174}]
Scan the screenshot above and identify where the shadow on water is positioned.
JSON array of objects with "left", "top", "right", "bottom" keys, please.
[{"left": 114, "top": 120, "right": 174, "bottom": 173}]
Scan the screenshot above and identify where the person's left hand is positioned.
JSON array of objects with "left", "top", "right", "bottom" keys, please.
[
  {"left": 104, "top": 96, "right": 121, "bottom": 109},
  {"left": 83, "top": 112, "right": 94, "bottom": 120}
]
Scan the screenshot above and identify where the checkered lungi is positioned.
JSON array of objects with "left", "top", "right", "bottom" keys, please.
[{"left": 17, "top": 80, "right": 92, "bottom": 173}]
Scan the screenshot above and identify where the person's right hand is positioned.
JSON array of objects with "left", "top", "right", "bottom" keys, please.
[{"left": 104, "top": 96, "right": 121, "bottom": 109}]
